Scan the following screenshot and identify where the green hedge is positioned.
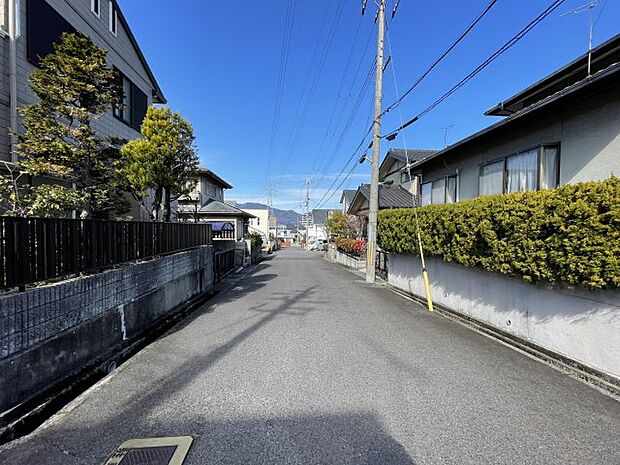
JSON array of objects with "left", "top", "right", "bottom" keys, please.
[{"left": 378, "top": 178, "right": 620, "bottom": 289}]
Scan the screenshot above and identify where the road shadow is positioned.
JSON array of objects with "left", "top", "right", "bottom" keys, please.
[{"left": 7, "top": 411, "right": 416, "bottom": 464}]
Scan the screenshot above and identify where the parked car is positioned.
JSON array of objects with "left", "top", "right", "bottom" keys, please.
[{"left": 311, "top": 239, "right": 328, "bottom": 251}]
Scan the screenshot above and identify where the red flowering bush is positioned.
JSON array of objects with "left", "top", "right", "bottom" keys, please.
[{"left": 336, "top": 238, "right": 366, "bottom": 257}]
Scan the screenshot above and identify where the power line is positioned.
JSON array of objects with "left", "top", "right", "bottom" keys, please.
[
  {"left": 384, "top": 0, "right": 569, "bottom": 141},
  {"left": 266, "top": 0, "right": 298, "bottom": 181},
  {"left": 383, "top": 0, "right": 499, "bottom": 116},
  {"left": 278, "top": 0, "right": 348, "bottom": 176}
]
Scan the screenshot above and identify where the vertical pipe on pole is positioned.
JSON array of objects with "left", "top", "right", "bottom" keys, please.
[
  {"left": 366, "top": 0, "right": 385, "bottom": 284},
  {"left": 8, "top": 0, "right": 18, "bottom": 163}
]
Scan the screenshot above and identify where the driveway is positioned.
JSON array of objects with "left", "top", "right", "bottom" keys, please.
[{"left": 1, "top": 248, "right": 618, "bottom": 464}]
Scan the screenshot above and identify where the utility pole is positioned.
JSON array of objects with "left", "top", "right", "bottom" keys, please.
[
  {"left": 304, "top": 178, "right": 310, "bottom": 251},
  {"left": 8, "top": 0, "right": 19, "bottom": 163},
  {"left": 366, "top": 0, "right": 385, "bottom": 284}
]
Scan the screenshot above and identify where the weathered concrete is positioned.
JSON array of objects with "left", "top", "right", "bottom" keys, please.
[
  {"left": 0, "top": 246, "right": 214, "bottom": 413},
  {"left": 387, "top": 253, "right": 620, "bottom": 380},
  {"left": 0, "top": 248, "right": 618, "bottom": 465},
  {"left": 326, "top": 247, "right": 366, "bottom": 270}
]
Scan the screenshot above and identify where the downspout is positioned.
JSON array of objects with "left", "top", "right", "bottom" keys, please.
[{"left": 8, "top": 0, "right": 18, "bottom": 163}]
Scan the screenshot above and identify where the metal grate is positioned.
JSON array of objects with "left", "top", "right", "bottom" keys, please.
[
  {"left": 117, "top": 446, "right": 177, "bottom": 465},
  {"left": 104, "top": 437, "right": 193, "bottom": 465}
]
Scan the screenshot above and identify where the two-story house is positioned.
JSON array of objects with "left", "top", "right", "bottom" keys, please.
[
  {"left": 177, "top": 168, "right": 254, "bottom": 242},
  {"left": 0, "top": 0, "right": 165, "bottom": 166}
]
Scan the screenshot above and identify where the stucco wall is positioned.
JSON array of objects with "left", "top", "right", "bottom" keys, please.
[
  {"left": 387, "top": 253, "right": 620, "bottom": 379},
  {"left": 418, "top": 83, "right": 620, "bottom": 200}
]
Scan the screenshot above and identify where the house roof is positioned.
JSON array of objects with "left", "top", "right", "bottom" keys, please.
[
  {"left": 408, "top": 59, "right": 620, "bottom": 172},
  {"left": 112, "top": 0, "right": 166, "bottom": 103},
  {"left": 379, "top": 148, "right": 437, "bottom": 180},
  {"left": 486, "top": 33, "right": 620, "bottom": 116},
  {"left": 198, "top": 200, "right": 255, "bottom": 218},
  {"left": 347, "top": 184, "right": 414, "bottom": 215},
  {"left": 340, "top": 189, "right": 357, "bottom": 205},
  {"left": 311, "top": 209, "right": 331, "bottom": 225},
  {"left": 196, "top": 168, "right": 234, "bottom": 189}
]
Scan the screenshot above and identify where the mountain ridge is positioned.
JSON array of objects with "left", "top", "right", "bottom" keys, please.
[{"left": 235, "top": 202, "right": 302, "bottom": 227}]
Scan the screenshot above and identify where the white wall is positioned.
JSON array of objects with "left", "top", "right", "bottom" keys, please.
[
  {"left": 245, "top": 209, "right": 269, "bottom": 238},
  {"left": 387, "top": 253, "right": 620, "bottom": 379}
]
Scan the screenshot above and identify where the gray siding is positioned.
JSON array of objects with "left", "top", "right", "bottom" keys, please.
[
  {"left": 418, "top": 84, "right": 620, "bottom": 201},
  {"left": 0, "top": 0, "right": 159, "bottom": 161}
]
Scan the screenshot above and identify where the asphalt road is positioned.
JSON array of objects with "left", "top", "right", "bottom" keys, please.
[{"left": 1, "top": 248, "right": 618, "bottom": 464}]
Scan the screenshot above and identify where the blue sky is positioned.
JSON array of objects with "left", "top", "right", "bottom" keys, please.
[{"left": 120, "top": 0, "right": 619, "bottom": 211}]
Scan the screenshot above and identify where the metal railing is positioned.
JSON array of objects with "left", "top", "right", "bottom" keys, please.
[
  {"left": 212, "top": 229, "right": 235, "bottom": 240},
  {"left": 214, "top": 248, "right": 236, "bottom": 282},
  {"left": 0, "top": 217, "right": 213, "bottom": 290}
]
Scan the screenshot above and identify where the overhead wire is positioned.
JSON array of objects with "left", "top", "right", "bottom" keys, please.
[
  {"left": 384, "top": 0, "right": 569, "bottom": 140},
  {"left": 266, "top": 0, "right": 298, "bottom": 182},
  {"left": 383, "top": 0, "right": 499, "bottom": 116}
]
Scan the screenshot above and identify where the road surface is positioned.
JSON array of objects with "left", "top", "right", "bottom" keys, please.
[{"left": 1, "top": 248, "right": 618, "bottom": 464}]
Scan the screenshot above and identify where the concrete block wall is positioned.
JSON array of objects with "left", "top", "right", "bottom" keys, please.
[
  {"left": 0, "top": 246, "right": 213, "bottom": 412},
  {"left": 387, "top": 253, "right": 620, "bottom": 380}
]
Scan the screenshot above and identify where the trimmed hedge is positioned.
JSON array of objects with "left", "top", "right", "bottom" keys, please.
[{"left": 378, "top": 178, "right": 620, "bottom": 289}]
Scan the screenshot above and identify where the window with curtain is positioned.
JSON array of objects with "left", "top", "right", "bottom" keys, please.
[
  {"left": 431, "top": 178, "right": 446, "bottom": 204},
  {"left": 421, "top": 182, "right": 431, "bottom": 206},
  {"left": 446, "top": 176, "right": 457, "bottom": 203},
  {"left": 506, "top": 149, "right": 538, "bottom": 193},
  {"left": 479, "top": 160, "right": 504, "bottom": 196},
  {"left": 541, "top": 146, "right": 559, "bottom": 189}
]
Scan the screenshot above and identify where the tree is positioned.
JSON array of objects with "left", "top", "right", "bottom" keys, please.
[
  {"left": 13, "top": 32, "right": 127, "bottom": 219},
  {"left": 325, "top": 210, "right": 364, "bottom": 239},
  {"left": 119, "top": 107, "right": 198, "bottom": 222},
  {"left": 325, "top": 210, "right": 346, "bottom": 238}
]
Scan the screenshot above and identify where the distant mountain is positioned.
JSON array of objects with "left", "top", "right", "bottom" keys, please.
[{"left": 236, "top": 202, "right": 302, "bottom": 227}]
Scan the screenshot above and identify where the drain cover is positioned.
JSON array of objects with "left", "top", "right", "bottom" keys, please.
[{"left": 103, "top": 437, "right": 193, "bottom": 465}]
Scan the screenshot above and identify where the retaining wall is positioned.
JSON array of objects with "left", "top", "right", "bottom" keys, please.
[
  {"left": 0, "top": 246, "right": 214, "bottom": 412},
  {"left": 387, "top": 253, "right": 620, "bottom": 380},
  {"left": 327, "top": 248, "right": 366, "bottom": 271}
]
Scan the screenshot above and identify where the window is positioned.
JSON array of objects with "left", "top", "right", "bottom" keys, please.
[
  {"left": 91, "top": 0, "right": 100, "bottom": 17},
  {"left": 479, "top": 144, "right": 560, "bottom": 196},
  {"left": 113, "top": 69, "right": 148, "bottom": 131},
  {"left": 479, "top": 160, "right": 504, "bottom": 196},
  {"left": 421, "top": 182, "right": 432, "bottom": 206},
  {"left": 506, "top": 149, "right": 538, "bottom": 193},
  {"left": 400, "top": 170, "right": 411, "bottom": 184},
  {"left": 541, "top": 145, "right": 559, "bottom": 189},
  {"left": 108, "top": 1, "right": 117, "bottom": 35},
  {"left": 431, "top": 178, "right": 446, "bottom": 204},
  {"left": 446, "top": 175, "right": 457, "bottom": 203}
]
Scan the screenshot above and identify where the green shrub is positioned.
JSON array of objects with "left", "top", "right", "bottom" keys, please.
[
  {"left": 247, "top": 233, "right": 262, "bottom": 248},
  {"left": 378, "top": 178, "right": 620, "bottom": 289}
]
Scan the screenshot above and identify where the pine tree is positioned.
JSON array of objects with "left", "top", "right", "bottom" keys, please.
[{"left": 15, "top": 32, "right": 127, "bottom": 219}]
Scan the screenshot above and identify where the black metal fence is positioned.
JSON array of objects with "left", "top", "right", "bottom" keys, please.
[
  {"left": 376, "top": 250, "right": 388, "bottom": 280},
  {"left": 214, "top": 248, "right": 235, "bottom": 282},
  {"left": 0, "top": 217, "right": 213, "bottom": 290}
]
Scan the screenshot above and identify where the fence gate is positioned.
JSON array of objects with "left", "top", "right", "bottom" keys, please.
[
  {"left": 376, "top": 250, "right": 388, "bottom": 280},
  {"left": 214, "top": 249, "right": 235, "bottom": 282}
]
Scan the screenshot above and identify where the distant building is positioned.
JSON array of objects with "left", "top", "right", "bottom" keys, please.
[
  {"left": 245, "top": 208, "right": 270, "bottom": 239},
  {"left": 177, "top": 168, "right": 254, "bottom": 241}
]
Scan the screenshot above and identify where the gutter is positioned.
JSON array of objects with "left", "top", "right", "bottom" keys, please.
[{"left": 8, "top": 0, "right": 18, "bottom": 163}]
